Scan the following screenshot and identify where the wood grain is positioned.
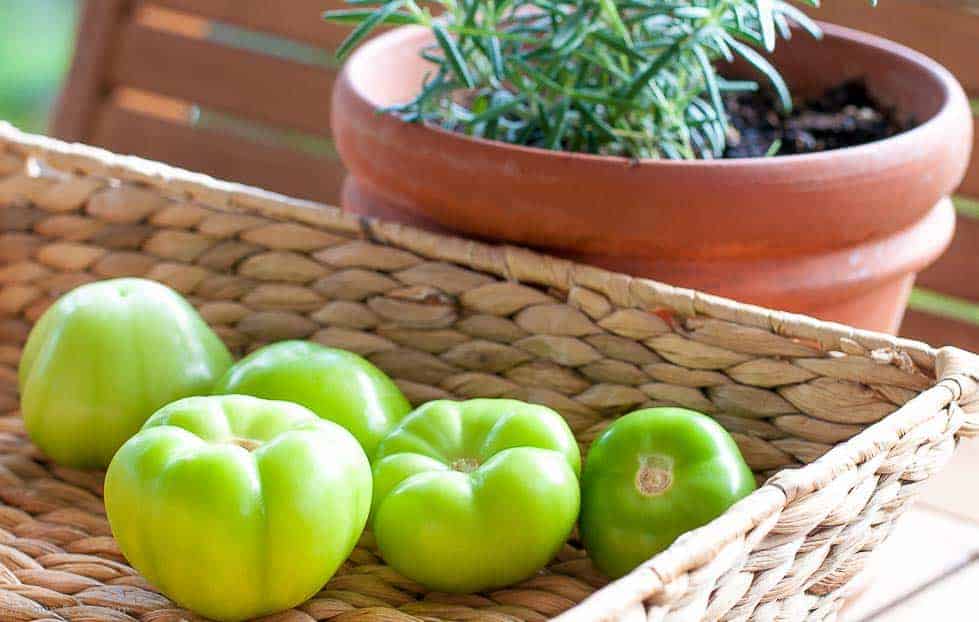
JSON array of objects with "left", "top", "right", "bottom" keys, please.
[
  {"left": 961, "top": 117, "right": 979, "bottom": 198},
  {"left": 812, "top": 1, "right": 979, "bottom": 95},
  {"left": 141, "top": 0, "right": 354, "bottom": 49},
  {"left": 111, "top": 21, "right": 336, "bottom": 136},
  {"left": 900, "top": 310, "right": 979, "bottom": 352},
  {"left": 915, "top": 213, "right": 979, "bottom": 303},
  {"left": 91, "top": 104, "right": 345, "bottom": 203},
  {"left": 49, "top": 0, "right": 131, "bottom": 141}
]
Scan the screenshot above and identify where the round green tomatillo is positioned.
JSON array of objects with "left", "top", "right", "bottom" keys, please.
[
  {"left": 371, "top": 398, "right": 581, "bottom": 593},
  {"left": 104, "top": 395, "right": 371, "bottom": 622},
  {"left": 580, "top": 407, "right": 756, "bottom": 579},
  {"left": 212, "top": 340, "right": 410, "bottom": 458},
  {"left": 18, "top": 278, "right": 233, "bottom": 469}
]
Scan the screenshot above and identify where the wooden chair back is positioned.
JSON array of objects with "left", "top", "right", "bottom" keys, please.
[
  {"left": 52, "top": 0, "right": 979, "bottom": 347},
  {"left": 52, "top": 0, "right": 349, "bottom": 203}
]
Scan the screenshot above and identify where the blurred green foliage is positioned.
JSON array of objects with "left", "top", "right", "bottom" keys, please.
[{"left": 0, "top": 0, "right": 79, "bottom": 132}]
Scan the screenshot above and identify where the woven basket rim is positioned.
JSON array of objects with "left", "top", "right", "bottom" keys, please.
[
  {"left": 0, "top": 122, "right": 943, "bottom": 365},
  {"left": 3, "top": 120, "right": 979, "bottom": 620}
]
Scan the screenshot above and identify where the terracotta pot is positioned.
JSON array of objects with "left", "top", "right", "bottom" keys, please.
[{"left": 331, "top": 22, "right": 973, "bottom": 333}]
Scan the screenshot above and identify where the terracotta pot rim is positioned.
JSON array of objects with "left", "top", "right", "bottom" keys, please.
[{"left": 343, "top": 21, "right": 962, "bottom": 167}]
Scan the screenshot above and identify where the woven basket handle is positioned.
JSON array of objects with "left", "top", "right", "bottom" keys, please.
[{"left": 936, "top": 347, "right": 979, "bottom": 437}]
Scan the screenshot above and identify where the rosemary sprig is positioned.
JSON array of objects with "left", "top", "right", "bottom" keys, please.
[{"left": 325, "top": 0, "right": 827, "bottom": 159}]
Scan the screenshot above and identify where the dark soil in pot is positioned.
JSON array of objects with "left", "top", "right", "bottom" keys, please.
[
  {"left": 724, "top": 79, "right": 915, "bottom": 157},
  {"left": 443, "top": 78, "right": 911, "bottom": 159}
]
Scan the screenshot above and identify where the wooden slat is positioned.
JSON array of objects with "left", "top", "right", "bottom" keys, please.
[
  {"left": 916, "top": 213, "right": 979, "bottom": 303},
  {"left": 962, "top": 115, "right": 979, "bottom": 198},
  {"left": 111, "top": 21, "right": 335, "bottom": 137},
  {"left": 142, "top": 0, "right": 352, "bottom": 49},
  {"left": 900, "top": 310, "right": 979, "bottom": 352},
  {"left": 811, "top": 1, "right": 979, "bottom": 95},
  {"left": 115, "top": 88, "right": 192, "bottom": 123},
  {"left": 910, "top": 0, "right": 979, "bottom": 10},
  {"left": 50, "top": 0, "right": 131, "bottom": 141},
  {"left": 138, "top": 4, "right": 211, "bottom": 37},
  {"left": 92, "top": 105, "right": 345, "bottom": 204}
]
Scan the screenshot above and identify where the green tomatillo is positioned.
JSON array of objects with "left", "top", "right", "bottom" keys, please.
[
  {"left": 18, "top": 278, "right": 233, "bottom": 469},
  {"left": 580, "top": 407, "right": 756, "bottom": 579},
  {"left": 104, "top": 395, "right": 371, "bottom": 621},
  {"left": 370, "top": 398, "right": 581, "bottom": 593},
  {"left": 212, "top": 340, "right": 410, "bottom": 458}
]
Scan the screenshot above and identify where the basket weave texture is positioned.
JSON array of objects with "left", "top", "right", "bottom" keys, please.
[{"left": 0, "top": 122, "right": 978, "bottom": 622}]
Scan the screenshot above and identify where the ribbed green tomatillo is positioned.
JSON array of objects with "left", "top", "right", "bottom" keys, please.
[
  {"left": 371, "top": 399, "right": 581, "bottom": 593},
  {"left": 104, "top": 395, "right": 372, "bottom": 621}
]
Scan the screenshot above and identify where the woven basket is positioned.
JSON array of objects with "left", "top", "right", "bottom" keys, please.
[{"left": 0, "top": 121, "right": 977, "bottom": 622}]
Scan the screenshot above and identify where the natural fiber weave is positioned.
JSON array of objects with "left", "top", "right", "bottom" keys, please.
[{"left": 0, "top": 122, "right": 977, "bottom": 622}]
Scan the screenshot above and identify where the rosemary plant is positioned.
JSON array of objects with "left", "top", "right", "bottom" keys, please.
[{"left": 325, "top": 0, "right": 839, "bottom": 159}]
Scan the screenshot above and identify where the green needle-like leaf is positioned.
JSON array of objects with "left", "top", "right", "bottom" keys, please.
[
  {"left": 692, "top": 45, "right": 725, "bottom": 132},
  {"left": 488, "top": 36, "right": 505, "bottom": 80},
  {"left": 332, "top": 0, "right": 405, "bottom": 61},
  {"left": 773, "top": 2, "right": 823, "bottom": 39},
  {"left": 592, "top": 31, "right": 648, "bottom": 63},
  {"left": 673, "top": 6, "right": 712, "bottom": 19},
  {"left": 754, "top": 0, "right": 776, "bottom": 51},
  {"left": 545, "top": 98, "right": 571, "bottom": 149},
  {"left": 764, "top": 138, "right": 782, "bottom": 156},
  {"left": 599, "top": 0, "right": 633, "bottom": 45},
  {"left": 324, "top": 8, "right": 418, "bottom": 25},
  {"left": 726, "top": 34, "right": 792, "bottom": 111},
  {"left": 623, "top": 39, "right": 684, "bottom": 99},
  {"left": 468, "top": 94, "right": 523, "bottom": 123},
  {"left": 433, "top": 23, "right": 476, "bottom": 88}
]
